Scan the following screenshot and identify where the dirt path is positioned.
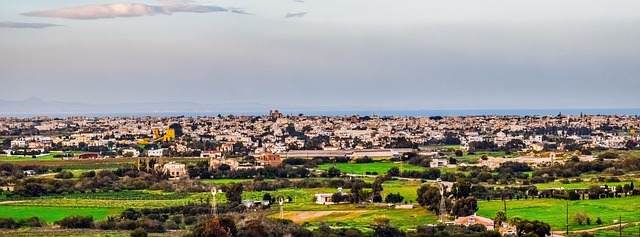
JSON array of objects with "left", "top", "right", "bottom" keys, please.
[
  {"left": 550, "top": 222, "right": 635, "bottom": 236},
  {"left": 284, "top": 210, "right": 368, "bottom": 223},
  {"left": 0, "top": 200, "right": 27, "bottom": 204}
]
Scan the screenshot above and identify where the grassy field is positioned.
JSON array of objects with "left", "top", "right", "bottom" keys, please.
[
  {"left": 316, "top": 162, "right": 425, "bottom": 175},
  {"left": 419, "top": 145, "right": 460, "bottom": 151},
  {"left": 477, "top": 196, "right": 640, "bottom": 231},
  {"left": 535, "top": 181, "right": 635, "bottom": 190},
  {"left": 0, "top": 179, "right": 430, "bottom": 230},
  {"left": 594, "top": 224, "right": 640, "bottom": 237},
  {"left": 200, "top": 179, "right": 260, "bottom": 184},
  {"left": 0, "top": 228, "right": 187, "bottom": 237},
  {"left": 380, "top": 179, "right": 422, "bottom": 203},
  {"left": 0, "top": 206, "right": 120, "bottom": 223},
  {"left": 0, "top": 157, "right": 207, "bottom": 170},
  {"left": 269, "top": 197, "right": 436, "bottom": 230},
  {"left": 0, "top": 153, "right": 63, "bottom": 162}
]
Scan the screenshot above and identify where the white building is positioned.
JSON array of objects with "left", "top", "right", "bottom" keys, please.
[
  {"left": 155, "top": 161, "right": 186, "bottom": 178},
  {"left": 122, "top": 148, "right": 140, "bottom": 157},
  {"left": 147, "top": 148, "right": 166, "bottom": 157}
]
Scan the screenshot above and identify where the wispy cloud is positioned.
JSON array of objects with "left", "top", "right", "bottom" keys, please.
[
  {"left": 0, "top": 22, "right": 61, "bottom": 29},
  {"left": 23, "top": 3, "right": 241, "bottom": 20},
  {"left": 285, "top": 12, "right": 307, "bottom": 18}
]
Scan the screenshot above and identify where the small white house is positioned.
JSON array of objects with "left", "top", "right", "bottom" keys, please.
[
  {"left": 122, "top": 148, "right": 140, "bottom": 157},
  {"left": 430, "top": 158, "right": 448, "bottom": 167},
  {"left": 315, "top": 187, "right": 343, "bottom": 204},
  {"left": 147, "top": 148, "right": 166, "bottom": 157}
]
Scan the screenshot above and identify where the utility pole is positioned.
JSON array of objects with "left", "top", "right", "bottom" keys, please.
[
  {"left": 502, "top": 191, "right": 507, "bottom": 219},
  {"left": 619, "top": 215, "right": 622, "bottom": 237},
  {"left": 566, "top": 198, "right": 569, "bottom": 236}
]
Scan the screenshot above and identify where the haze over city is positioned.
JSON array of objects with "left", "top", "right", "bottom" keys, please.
[{"left": 2, "top": 0, "right": 640, "bottom": 112}]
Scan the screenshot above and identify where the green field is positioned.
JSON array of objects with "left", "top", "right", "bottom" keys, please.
[
  {"left": 200, "top": 179, "right": 260, "bottom": 184},
  {"left": 317, "top": 162, "right": 425, "bottom": 175},
  {"left": 419, "top": 145, "right": 460, "bottom": 151},
  {"left": 0, "top": 206, "right": 120, "bottom": 223},
  {"left": 477, "top": 196, "right": 640, "bottom": 231},
  {"left": 0, "top": 153, "right": 63, "bottom": 162},
  {"left": 595, "top": 224, "right": 640, "bottom": 237},
  {"left": 380, "top": 179, "right": 422, "bottom": 203},
  {"left": 535, "top": 181, "right": 634, "bottom": 190}
]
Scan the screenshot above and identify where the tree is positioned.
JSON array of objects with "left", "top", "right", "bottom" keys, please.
[
  {"left": 202, "top": 217, "right": 232, "bottom": 237},
  {"left": 494, "top": 211, "right": 507, "bottom": 228},
  {"left": 218, "top": 164, "right": 231, "bottom": 171},
  {"left": 385, "top": 193, "right": 404, "bottom": 204},
  {"left": 372, "top": 177, "right": 384, "bottom": 194},
  {"left": 372, "top": 217, "right": 405, "bottom": 237},
  {"left": 359, "top": 190, "right": 372, "bottom": 202},
  {"left": 455, "top": 150, "right": 463, "bottom": 157},
  {"left": 326, "top": 166, "right": 341, "bottom": 178},
  {"left": 263, "top": 193, "right": 272, "bottom": 204},
  {"left": 225, "top": 183, "right": 243, "bottom": 205},
  {"left": 332, "top": 193, "right": 344, "bottom": 204},
  {"left": 350, "top": 181, "right": 363, "bottom": 203},
  {"left": 515, "top": 219, "right": 550, "bottom": 237},
  {"left": 452, "top": 197, "right": 478, "bottom": 217},
  {"left": 417, "top": 185, "right": 447, "bottom": 214},
  {"left": 387, "top": 167, "right": 400, "bottom": 177},
  {"left": 372, "top": 194, "right": 383, "bottom": 203}
]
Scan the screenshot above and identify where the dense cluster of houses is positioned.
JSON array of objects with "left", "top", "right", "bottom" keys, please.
[{"left": 1, "top": 113, "right": 638, "bottom": 160}]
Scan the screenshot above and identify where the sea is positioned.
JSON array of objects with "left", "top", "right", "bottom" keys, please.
[{"left": 2, "top": 108, "right": 640, "bottom": 118}]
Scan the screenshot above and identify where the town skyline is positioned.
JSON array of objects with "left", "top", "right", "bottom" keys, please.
[{"left": 2, "top": 96, "right": 640, "bottom": 117}]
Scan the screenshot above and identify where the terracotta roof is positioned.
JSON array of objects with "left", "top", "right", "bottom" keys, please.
[{"left": 454, "top": 214, "right": 494, "bottom": 227}]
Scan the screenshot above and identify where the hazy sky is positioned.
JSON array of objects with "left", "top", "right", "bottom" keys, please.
[{"left": 2, "top": 0, "right": 640, "bottom": 110}]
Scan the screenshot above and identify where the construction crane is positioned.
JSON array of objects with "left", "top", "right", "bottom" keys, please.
[{"left": 137, "top": 128, "right": 175, "bottom": 145}]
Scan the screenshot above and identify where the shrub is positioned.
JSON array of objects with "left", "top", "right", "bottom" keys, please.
[
  {"left": 596, "top": 217, "right": 602, "bottom": 225},
  {"left": 116, "top": 219, "right": 138, "bottom": 230},
  {"left": 598, "top": 152, "right": 619, "bottom": 159},
  {"left": 0, "top": 218, "right": 19, "bottom": 229},
  {"left": 95, "top": 220, "right": 116, "bottom": 230},
  {"left": 184, "top": 216, "right": 198, "bottom": 225},
  {"left": 574, "top": 212, "right": 588, "bottom": 225},
  {"left": 54, "top": 171, "right": 74, "bottom": 179},
  {"left": 56, "top": 215, "right": 93, "bottom": 229},
  {"left": 19, "top": 216, "right": 45, "bottom": 227},
  {"left": 130, "top": 227, "right": 148, "bottom": 237},
  {"left": 354, "top": 156, "right": 374, "bottom": 163},
  {"left": 135, "top": 218, "right": 165, "bottom": 233},
  {"left": 163, "top": 220, "right": 179, "bottom": 230}
]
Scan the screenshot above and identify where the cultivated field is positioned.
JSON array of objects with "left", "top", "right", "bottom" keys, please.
[
  {"left": 316, "top": 162, "right": 425, "bottom": 175},
  {"left": 477, "top": 196, "right": 640, "bottom": 231}
]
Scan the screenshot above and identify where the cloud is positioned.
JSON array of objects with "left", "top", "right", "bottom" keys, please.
[
  {"left": 0, "top": 22, "right": 61, "bottom": 29},
  {"left": 23, "top": 3, "right": 238, "bottom": 20},
  {"left": 285, "top": 12, "right": 307, "bottom": 18}
]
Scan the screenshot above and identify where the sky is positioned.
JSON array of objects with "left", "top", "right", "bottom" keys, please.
[{"left": 1, "top": 0, "right": 640, "bottom": 110}]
